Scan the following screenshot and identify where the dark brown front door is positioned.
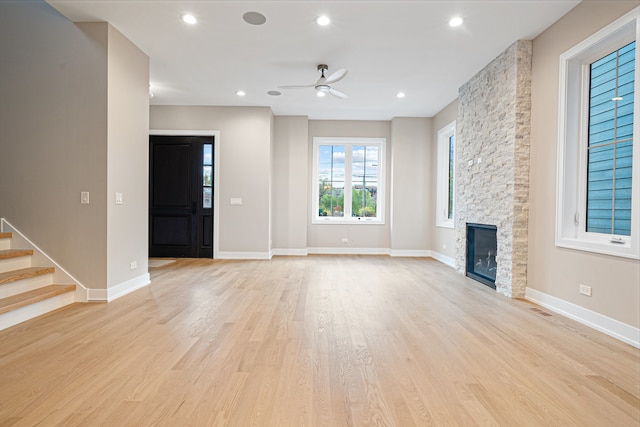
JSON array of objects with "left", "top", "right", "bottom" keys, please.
[{"left": 149, "top": 135, "right": 213, "bottom": 258}]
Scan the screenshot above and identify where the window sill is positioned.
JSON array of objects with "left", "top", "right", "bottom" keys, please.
[
  {"left": 313, "top": 217, "right": 384, "bottom": 225},
  {"left": 556, "top": 236, "right": 639, "bottom": 260},
  {"left": 436, "top": 221, "right": 454, "bottom": 229}
]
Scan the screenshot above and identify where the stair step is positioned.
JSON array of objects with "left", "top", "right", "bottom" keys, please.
[
  {"left": 0, "top": 249, "right": 33, "bottom": 260},
  {"left": 0, "top": 284, "right": 76, "bottom": 316},
  {"left": 0, "top": 267, "right": 55, "bottom": 286},
  {"left": 0, "top": 233, "right": 10, "bottom": 250}
]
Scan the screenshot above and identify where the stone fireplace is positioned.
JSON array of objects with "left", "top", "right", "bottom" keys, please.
[{"left": 455, "top": 40, "right": 532, "bottom": 298}]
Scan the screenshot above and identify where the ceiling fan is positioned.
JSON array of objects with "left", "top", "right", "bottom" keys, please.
[{"left": 278, "top": 64, "right": 348, "bottom": 99}]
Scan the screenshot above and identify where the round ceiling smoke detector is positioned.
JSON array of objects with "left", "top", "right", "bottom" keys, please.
[
  {"left": 267, "top": 90, "right": 282, "bottom": 96},
  {"left": 243, "top": 11, "right": 266, "bottom": 25}
]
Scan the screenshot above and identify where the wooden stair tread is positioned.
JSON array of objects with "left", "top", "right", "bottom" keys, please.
[
  {"left": 0, "top": 232, "right": 11, "bottom": 239},
  {"left": 0, "top": 284, "right": 76, "bottom": 315},
  {"left": 0, "top": 267, "right": 56, "bottom": 286},
  {"left": 0, "top": 249, "right": 34, "bottom": 260}
]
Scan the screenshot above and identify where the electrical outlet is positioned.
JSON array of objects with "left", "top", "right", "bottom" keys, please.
[
  {"left": 579, "top": 284, "right": 592, "bottom": 296},
  {"left": 130, "top": 261, "right": 137, "bottom": 270},
  {"left": 341, "top": 238, "right": 349, "bottom": 243}
]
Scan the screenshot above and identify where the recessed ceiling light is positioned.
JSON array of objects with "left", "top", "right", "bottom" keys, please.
[
  {"left": 316, "top": 91, "right": 326, "bottom": 97},
  {"left": 243, "top": 11, "right": 267, "bottom": 25},
  {"left": 181, "top": 14, "right": 197, "bottom": 25},
  {"left": 396, "top": 92, "right": 406, "bottom": 98},
  {"left": 449, "top": 16, "right": 463, "bottom": 27},
  {"left": 267, "top": 90, "right": 282, "bottom": 96},
  {"left": 236, "top": 90, "right": 246, "bottom": 96},
  {"left": 316, "top": 15, "right": 331, "bottom": 26}
]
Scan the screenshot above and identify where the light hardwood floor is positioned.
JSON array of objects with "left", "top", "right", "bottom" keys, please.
[{"left": 0, "top": 256, "right": 638, "bottom": 426}]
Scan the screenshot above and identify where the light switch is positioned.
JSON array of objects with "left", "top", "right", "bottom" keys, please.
[
  {"left": 115, "top": 192, "right": 123, "bottom": 205},
  {"left": 81, "top": 192, "right": 90, "bottom": 204},
  {"left": 230, "top": 197, "right": 243, "bottom": 206}
]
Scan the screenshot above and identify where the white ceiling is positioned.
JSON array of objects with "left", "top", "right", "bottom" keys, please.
[{"left": 46, "top": 0, "right": 580, "bottom": 120}]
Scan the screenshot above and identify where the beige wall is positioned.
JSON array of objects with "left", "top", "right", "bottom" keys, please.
[
  {"left": 0, "top": 3, "right": 150, "bottom": 292},
  {"left": 307, "top": 120, "right": 391, "bottom": 250},
  {"left": 389, "top": 117, "right": 432, "bottom": 254},
  {"left": 431, "top": 100, "right": 458, "bottom": 262},
  {"left": 0, "top": 3, "right": 109, "bottom": 289},
  {"left": 529, "top": 1, "right": 640, "bottom": 327},
  {"left": 272, "top": 116, "right": 309, "bottom": 253},
  {"left": 106, "top": 24, "right": 150, "bottom": 288},
  {"left": 149, "top": 106, "right": 273, "bottom": 256}
]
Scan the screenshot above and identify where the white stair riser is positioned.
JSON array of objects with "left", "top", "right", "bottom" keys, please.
[
  {"left": 0, "top": 256, "right": 32, "bottom": 273},
  {"left": 0, "top": 291, "right": 75, "bottom": 331},
  {"left": 0, "top": 274, "right": 54, "bottom": 299},
  {"left": 0, "top": 240, "right": 10, "bottom": 250}
]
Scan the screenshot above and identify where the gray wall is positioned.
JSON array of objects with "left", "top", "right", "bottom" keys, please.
[
  {"left": 106, "top": 25, "right": 150, "bottom": 288},
  {"left": 431, "top": 100, "right": 458, "bottom": 263},
  {"left": 528, "top": 1, "right": 640, "bottom": 328},
  {"left": 272, "top": 116, "right": 309, "bottom": 254},
  {"left": 149, "top": 106, "right": 273, "bottom": 256},
  {"left": 1, "top": 3, "right": 107, "bottom": 289},
  {"left": 0, "top": 3, "right": 149, "bottom": 292},
  {"left": 389, "top": 117, "right": 432, "bottom": 254}
]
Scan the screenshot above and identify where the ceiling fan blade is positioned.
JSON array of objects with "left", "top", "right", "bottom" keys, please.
[
  {"left": 328, "top": 87, "right": 348, "bottom": 99},
  {"left": 325, "top": 68, "right": 348, "bottom": 85},
  {"left": 277, "top": 83, "right": 316, "bottom": 89}
]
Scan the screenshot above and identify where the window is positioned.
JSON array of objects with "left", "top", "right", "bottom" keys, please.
[
  {"left": 436, "top": 121, "right": 456, "bottom": 228},
  {"left": 312, "top": 137, "right": 386, "bottom": 224},
  {"left": 587, "top": 42, "right": 634, "bottom": 235},
  {"left": 203, "top": 143, "right": 213, "bottom": 208},
  {"left": 557, "top": 8, "right": 639, "bottom": 259}
]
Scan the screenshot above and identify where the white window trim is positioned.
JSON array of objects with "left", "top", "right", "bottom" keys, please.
[
  {"left": 436, "top": 120, "right": 456, "bottom": 228},
  {"left": 556, "top": 7, "right": 640, "bottom": 259},
  {"left": 312, "top": 137, "right": 386, "bottom": 225}
]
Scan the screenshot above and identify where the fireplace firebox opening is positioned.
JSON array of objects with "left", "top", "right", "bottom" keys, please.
[{"left": 466, "top": 223, "right": 497, "bottom": 289}]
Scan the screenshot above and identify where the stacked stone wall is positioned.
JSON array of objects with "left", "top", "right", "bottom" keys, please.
[{"left": 455, "top": 40, "right": 532, "bottom": 298}]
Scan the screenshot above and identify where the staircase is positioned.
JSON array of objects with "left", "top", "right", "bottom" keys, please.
[{"left": 0, "top": 232, "right": 76, "bottom": 331}]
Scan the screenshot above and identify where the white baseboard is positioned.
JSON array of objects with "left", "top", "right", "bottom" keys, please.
[
  {"left": 429, "top": 251, "right": 456, "bottom": 268},
  {"left": 389, "top": 249, "right": 431, "bottom": 257},
  {"left": 217, "top": 251, "right": 272, "bottom": 260},
  {"left": 272, "top": 248, "right": 308, "bottom": 256},
  {"left": 268, "top": 248, "right": 456, "bottom": 267},
  {"left": 525, "top": 287, "right": 640, "bottom": 349},
  {"left": 87, "top": 273, "right": 151, "bottom": 302},
  {"left": 307, "top": 247, "right": 390, "bottom": 255}
]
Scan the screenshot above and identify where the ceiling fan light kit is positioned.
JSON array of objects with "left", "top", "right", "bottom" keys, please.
[{"left": 278, "top": 64, "right": 349, "bottom": 99}]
